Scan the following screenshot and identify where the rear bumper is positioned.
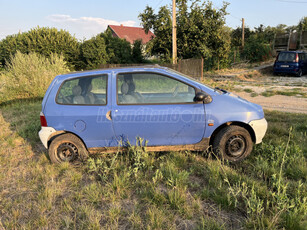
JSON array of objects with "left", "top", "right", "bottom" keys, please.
[
  {"left": 274, "top": 66, "right": 300, "bottom": 74},
  {"left": 248, "top": 118, "right": 268, "bottom": 144},
  {"left": 38, "top": 127, "right": 56, "bottom": 148}
]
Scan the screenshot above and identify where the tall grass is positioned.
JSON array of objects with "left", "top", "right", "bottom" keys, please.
[
  {"left": 0, "top": 51, "right": 69, "bottom": 103},
  {"left": 0, "top": 99, "right": 306, "bottom": 229}
]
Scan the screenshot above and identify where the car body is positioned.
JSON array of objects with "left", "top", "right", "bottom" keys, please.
[
  {"left": 273, "top": 51, "right": 307, "bottom": 77},
  {"left": 39, "top": 66, "right": 267, "bottom": 163}
]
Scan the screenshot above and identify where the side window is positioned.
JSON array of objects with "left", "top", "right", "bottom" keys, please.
[
  {"left": 57, "top": 74, "right": 107, "bottom": 105},
  {"left": 117, "top": 73, "right": 196, "bottom": 104}
]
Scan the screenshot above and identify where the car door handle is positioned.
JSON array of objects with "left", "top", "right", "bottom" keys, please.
[{"left": 106, "top": 110, "right": 112, "bottom": 121}]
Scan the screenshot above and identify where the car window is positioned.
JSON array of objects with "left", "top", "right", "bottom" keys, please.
[
  {"left": 56, "top": 74, "right": 107, "bottom": 105},
  {"left": 298, "top": 54, "right": 304, "bottom": 61},
  {"left": 277, "top": 52, "right": 296, "bottom": 62},
  {"left": 117, "top": 73, "right": 196, "bottom": 104}
]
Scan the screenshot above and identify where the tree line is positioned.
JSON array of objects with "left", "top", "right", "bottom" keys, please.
[{"left": 0, "top": 27, "right": 145, "bottom": 71}]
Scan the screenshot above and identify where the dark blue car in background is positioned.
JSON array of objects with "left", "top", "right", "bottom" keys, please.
[{"left": 273, "top": 51, "right": 307, "bottom": 77}]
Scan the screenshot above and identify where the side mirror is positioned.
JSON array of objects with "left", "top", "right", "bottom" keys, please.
[{"left": 194, "top": 92, "right": 212, "bottom": 104}]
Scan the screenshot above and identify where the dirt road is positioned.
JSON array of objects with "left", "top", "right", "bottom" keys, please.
[{"left": 212, "top": 68, "right": 307, "bottom": 114}]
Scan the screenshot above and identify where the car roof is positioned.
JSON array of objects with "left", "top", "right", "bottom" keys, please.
[
  {"left": 279, "top": 50, "right": 306, "bottom": 53},
  {"left": 55, "top": 65, "right": 172, "bottom": 80}
]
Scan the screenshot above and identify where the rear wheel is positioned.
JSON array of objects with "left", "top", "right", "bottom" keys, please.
[
  {"left": 48, "top": 133, "right": 88, "bottom": 164},
  {"left": 213, "top": 125, "right": 253, "bottom": 162},
  {"left": 296, "top": 69, "right": 303, "bottom": 77}
]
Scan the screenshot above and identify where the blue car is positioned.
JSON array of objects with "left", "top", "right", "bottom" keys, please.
[
  {"left": 273, "top": 51, "right": 307, "bottom": 77},
  {"left": 39, "top": 66, "right": 267, "bottom": 163}
]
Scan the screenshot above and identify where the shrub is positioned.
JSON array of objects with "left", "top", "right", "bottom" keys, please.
[
  {"left": 242, "top": 35, "right": 272, "bottom": 62},
  {"left": 132, "top": 39, "right": 145, "bottom": 63},
  {"left": 101, "top": 31, "right": 133, "bottom": 64},
  {"left": 80, "top": 35, "right": 109, "bottom": 69},
  {"left": 0, "top": 27, "right": 80, "bottom": 68},
  {"left": 0, "top": 51, "right": 69, "bottom": 103}
]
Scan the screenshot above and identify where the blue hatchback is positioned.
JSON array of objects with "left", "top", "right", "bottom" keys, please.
[
  {"left": 39, "top": 66, "right": 267, "bottom": 163},
  {"left": 273, "top": 51, "right": 307, "bottom": 77}
]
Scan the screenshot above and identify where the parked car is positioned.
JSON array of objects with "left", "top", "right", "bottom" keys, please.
[
  {"left": 273, "top": 51, "right": 307, "bottom": 77},
  {"left": 39, "top": 66, "right": 267, "bottom": 163}
]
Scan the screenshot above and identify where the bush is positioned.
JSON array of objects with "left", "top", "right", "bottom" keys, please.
[
  {"left": 0, "top": 51, "right": 69, "bottom": 103},
  {"left": 101, "top": 31, "right": 133, "bottom": 64},
  {"left": 0, "top": 27, "right": 80, "bottom": 68},
  {"left": 242, "top": 35, "right": 272, "bottom": 62},
  {"left": 80, "top": 35, "right": 109, "bottom": 69}
]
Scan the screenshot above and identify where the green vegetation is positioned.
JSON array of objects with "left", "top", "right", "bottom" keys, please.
[
  {"left": 0, "top": 27, "right": 146, "bottom": 71},
  {"left": 261, "top": 88, "right": 307, "bottom": 98},
  {"left": 139, "top": 0, "right": 231, "bottom": 69},
  {"left": 0, "top": 27, "right": 80, "bottom": 68},
  {"left": 0, "top": 52, "right": 69, "bottom": 104},
  {"left": 0, "top": 99, "right": 306, "bottom": 229}
]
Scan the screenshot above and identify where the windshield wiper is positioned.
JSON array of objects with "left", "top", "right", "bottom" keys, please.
[{"left": 214, "top": 87, "right": 228, "bottom": 94}]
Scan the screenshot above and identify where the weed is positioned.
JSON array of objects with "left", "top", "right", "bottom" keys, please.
[{"left": 0, "top": 101, "right": 306, "bottom": 229}]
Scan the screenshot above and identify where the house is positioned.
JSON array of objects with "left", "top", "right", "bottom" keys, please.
[{"left": 107, "top": 25, "right": 155, "bottom": 45}]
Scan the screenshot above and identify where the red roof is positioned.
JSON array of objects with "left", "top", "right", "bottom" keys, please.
[{"left": 108, "top": 25, "right": 155, "bottom": 44}]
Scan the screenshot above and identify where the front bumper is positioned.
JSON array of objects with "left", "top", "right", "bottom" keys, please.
[
  {"left": 248, "top": 118, "right": 268, "bottom": 144},
  {"left": 38, "top": 127, "right": 56, "bottom": 148}
]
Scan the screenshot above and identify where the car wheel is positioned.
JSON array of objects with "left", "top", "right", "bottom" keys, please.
[
  {"left": 48, "top": 133, "right": 88, "bottom": 164},
  {"left": 296, "top": 69, "right": 303, "bottom": 77},
  {"left": 213, "top": 125, "right": 253, "bottom": 162}
]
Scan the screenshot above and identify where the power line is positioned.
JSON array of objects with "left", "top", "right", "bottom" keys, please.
[
  {"left": 153, "top": 0, "right": 165, "bottom": 10},
  {"left": 276, "top": 0, "right": 307, "bottom": 3},
  {"left": 210, "top": 1, "right": 242, "bottom": 22}
]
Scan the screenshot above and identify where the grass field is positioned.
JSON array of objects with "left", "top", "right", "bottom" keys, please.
[{"left": 0, "top": 100, "right": 306, "bottom": 229}]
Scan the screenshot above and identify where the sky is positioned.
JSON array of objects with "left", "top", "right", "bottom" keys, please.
[{"left": 0, "top": 0, "right": 307, "bottom": 41}]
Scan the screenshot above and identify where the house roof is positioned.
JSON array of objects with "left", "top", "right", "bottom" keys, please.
[{"left": 108, "top": 25, "right": 155, "bottom": 44}]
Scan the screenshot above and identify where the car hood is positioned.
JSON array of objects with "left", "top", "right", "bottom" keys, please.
[{"left": 204, "top": 88, "right": 265, "bottom": 124}]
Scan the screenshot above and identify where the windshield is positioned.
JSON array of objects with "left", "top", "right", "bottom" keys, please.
[
  {"left": 165, "top": 68, "right": 216, "bottom": 91},
  {"left": 277, "top": 52, "right": 296, "bottom": 62}
]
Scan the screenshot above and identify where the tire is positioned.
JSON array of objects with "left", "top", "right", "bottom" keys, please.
[
  {"left": 48, "top": 133, "right": 88, "bottom": 164},
  {"left": 213, "top": 125, "right": 253, "bottom": 162},
  {"left": 296, "top": 69, "right": 302, "bottom": 77}
]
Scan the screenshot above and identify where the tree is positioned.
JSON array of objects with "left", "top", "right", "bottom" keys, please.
[
  {"left": 231, "top": 27, "right": 253, "bottom": 47},
  {"left": 101, "top": 30, "right": 133, "bottom": 64},
  {"left": 139, "top": 0, "right": 231, "bottom": 68},
  {"left": 298, "top": 17, "right": 307, "bottom": 32},
  {"left": 132, "top": 39, "right": 144, "bottom": 63},
  {"left": 139, "top": 5, "right": 172, "bottom": 62},
  {"left": 80, "top": 35, "right": 108, "bottom": 69},
  {"left": 0, "top": 27, "right": 80, "bottom": 68}
]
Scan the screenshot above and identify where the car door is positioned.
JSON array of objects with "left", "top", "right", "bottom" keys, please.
[
  {"left": 46, "top": 73, "right": 117, "bottom": 148},
  {"left": 110, "top": 71, "right": 206, "bottom": 146}
]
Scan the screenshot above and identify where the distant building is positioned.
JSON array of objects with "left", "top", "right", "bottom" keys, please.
[{"left": 107, "top": 25, "right": 155, "bottom": 45}]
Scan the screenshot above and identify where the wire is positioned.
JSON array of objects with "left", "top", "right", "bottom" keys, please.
[
  {"left": 153, "top": 0, "right": 166, "bottom": 10},
  {"left": 210, "top": 1, "right": 242, "bottom": 22},
  {"left": 276, "top": 0, "right": 307, "bottom": 3}
]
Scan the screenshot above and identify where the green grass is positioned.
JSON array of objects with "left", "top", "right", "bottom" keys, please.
[
  {"left": 0, "top": 101, "right": 306, "bottom": 229},
  {"left": 261, "top": 88, "right": 307, "bottom": 98}
]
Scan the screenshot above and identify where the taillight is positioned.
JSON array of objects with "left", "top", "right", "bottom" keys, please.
[
  {"left": 40, "top": 112, "right": 47, "bottom": 127},
  {"left": 295, "top": 54, "right": 299, "bottom": 63}
]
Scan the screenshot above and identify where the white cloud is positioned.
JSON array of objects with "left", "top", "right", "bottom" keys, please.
[{"left": 46, "top": 14, "right": 136, "bottom": 40}]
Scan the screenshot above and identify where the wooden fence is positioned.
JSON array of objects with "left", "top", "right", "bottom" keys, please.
[{"left": 99, "top": 58, "right": 204, "bottom": 81}]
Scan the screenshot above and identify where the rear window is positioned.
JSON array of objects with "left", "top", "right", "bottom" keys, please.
[
  {"left": 56, "top": 74, "right": 107, "bottom": 105},
  {"left": 277, "top": 52, "right": 296, "bottom": 62}
]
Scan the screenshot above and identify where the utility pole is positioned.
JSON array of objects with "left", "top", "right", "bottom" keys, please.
[
  {"left": 242, "top": 18, "right": 245, "bottom": 48},
  {"left": 172, "top": 0, "right": 177, "bottom": 64}
]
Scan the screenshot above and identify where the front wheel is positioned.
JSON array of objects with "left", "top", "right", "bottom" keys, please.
[
  {"left": 48, "top": 133, "right": 88, "bottom": 164},
  {"left": 213, "top": 125, "right": 253, "bottom": 162}
]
